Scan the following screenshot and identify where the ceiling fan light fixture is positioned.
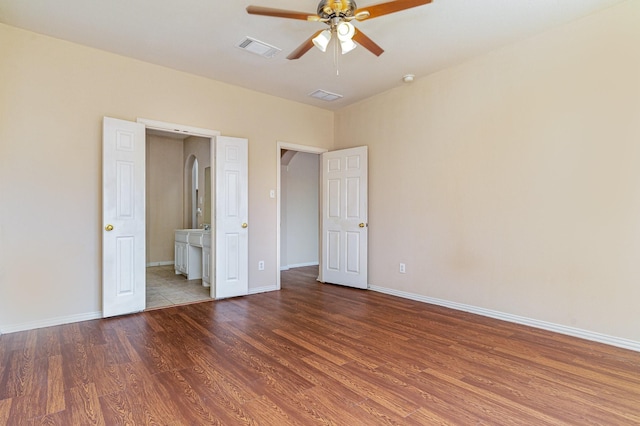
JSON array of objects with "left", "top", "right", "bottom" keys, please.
[
  {"left": 336, "top": 21, "right": 356, "bottom": 54},
  {"left": 340, "top": 38, "right": 357, "bottom": 54},
  {"left": 247, "top": 0, "right": 434, "bottom": 60},
  {"left": 336, "top": 21, "right": 355, "bottom": 41},
  {"left": 312, "top": 29, "right": 332, "bottom": 52}
]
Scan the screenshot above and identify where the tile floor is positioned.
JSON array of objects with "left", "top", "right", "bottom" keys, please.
[{"left": 146, "top": 264, "right": 212, "bottom": 309}]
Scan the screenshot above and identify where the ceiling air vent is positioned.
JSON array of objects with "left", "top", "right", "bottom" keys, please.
[
  {"left": 236, "top": 37, "right": 281, "bottom": 58},
  {"left": 309, "top": 89, "right": 343, "bottom": 102}
]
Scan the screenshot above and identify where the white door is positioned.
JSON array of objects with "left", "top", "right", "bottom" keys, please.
[
  {"left": 321, "top": 146, "right": 368, "bottom": 289},
  {"left": 102, "top": 117, "right": 146, "bottom": 317},
  {"left": 215, "top": 136, "right": 249, "bottom": 299}
]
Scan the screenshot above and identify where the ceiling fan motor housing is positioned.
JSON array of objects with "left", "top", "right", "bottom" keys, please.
[{"left": 318, "top": 0, "right": 357, "bottom": 19}]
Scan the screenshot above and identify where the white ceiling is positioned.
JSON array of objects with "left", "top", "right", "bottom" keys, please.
[{"left": 0, "top": 0, "right": 627, "bottom": 110}]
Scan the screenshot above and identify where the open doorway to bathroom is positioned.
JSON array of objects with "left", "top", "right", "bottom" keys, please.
[{"left": 145, "top": 129, "right": 212, "bottom": 309}]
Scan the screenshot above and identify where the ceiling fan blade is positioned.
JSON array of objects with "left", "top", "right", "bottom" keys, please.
[
  {"left": 355, "top": 0, "right": 432, "bottom": 20},
  {"left": 353, "top": 29, "right": 384, "bottom": 56},
  {"left": 246, "top": 6, "right": 313, "bottom": 21},
  {"left": 287, "top": 30, "right": 324, "bottom": 60}
]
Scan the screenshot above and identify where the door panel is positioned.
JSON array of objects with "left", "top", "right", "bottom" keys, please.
[
  {"left": 346, "top": 231, "right": 361, "bottom": 274},
  {"left": 327, "top": 231, "right": 340, "bottom": 271},
  {"left": 215, "top": 136, "right": 249, "bottom": 299},
  {"left": 346, "top": 177, "right": 360, "bottom": 218},
  {"left": 321, "top": 146, "right": 368, "bottom": 289},
  {"left": 103, "top": 117, "right": 146, "bottom": 317}
]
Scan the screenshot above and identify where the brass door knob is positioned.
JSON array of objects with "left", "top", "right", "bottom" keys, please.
[
  {"left": 105, "top": 224, "right": 114, "bottom": 231},
  {"left": 242, "top": 223, "right": 248, "bottom": 228},
  {"left": 359, "top": 223, "right": 366, "bottom": 228}
]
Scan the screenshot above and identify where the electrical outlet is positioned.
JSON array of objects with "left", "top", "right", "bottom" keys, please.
[
  {"left": 399, "top": 263, "right": 406, "bottom": 274},
  {"left": 258, "top": 261, "right": 265, "bottom": 271}
]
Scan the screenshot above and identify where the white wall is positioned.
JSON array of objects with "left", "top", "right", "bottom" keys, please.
[
  {"left": 281, "top": 152, "right": 319, "bottom": 269},
  {"left": 0, "top": 24, "right": 333, "bottom": 332},
  {"left": 335, "top": 0, "right": 640, "bottom": 344}
]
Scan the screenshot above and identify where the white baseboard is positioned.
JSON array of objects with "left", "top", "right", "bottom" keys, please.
[
  {"left": 146, "top": 261, "right": 174, "bottom": 267},
  {"left": 369, "top": 285, "right": 640, "bottom": 353},
  {"left": 249, "top": 285, "right": 278, "bottom": 295},
  {"left": 0, "top": 284, "right": 276, "bottom": 334},
  {"left": 6, "top": 285, "right": 635, "bottom": 354},
  {"left": 0, "top": 311, "right": 103, "bottom": 335},
  {"left": 280, "top": 262, "right": 319, "bottom": 271}
]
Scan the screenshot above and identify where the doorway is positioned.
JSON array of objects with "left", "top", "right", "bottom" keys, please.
[
  {"left": 144, "top": 129, "right": 212, "bottom": 309},
  {"left": 103, "top": 117, "right": 249, "bottom": 317},
  {"left": 277, "top": 142, "right": 327, "bottom": 290},
  {"left": 276, "top": 142, "right": 369, "bottom": 291},
  {"left": 280, "top": 150, "right": 320, "bottom": 272}
]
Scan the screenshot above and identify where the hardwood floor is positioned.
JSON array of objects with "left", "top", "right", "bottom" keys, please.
[{"left": 1, "top": 266, "right": 639, "bottom": 425}]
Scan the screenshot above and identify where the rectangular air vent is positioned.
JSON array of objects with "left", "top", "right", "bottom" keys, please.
[
  {"left": 309, "top": 89, "right": 343, "bottom": 102},
  {"left": 236, "top": 37, "right": 281, "bottom": 58}
]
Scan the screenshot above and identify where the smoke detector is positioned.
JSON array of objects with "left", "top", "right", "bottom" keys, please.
[{"left": 402, "top": 74, "right": 415, "bottom": 83}]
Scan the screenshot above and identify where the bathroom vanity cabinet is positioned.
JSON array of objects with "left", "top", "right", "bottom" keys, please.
[
  {"left": 202, "top": 231, "right": 211, "bottom": 285},
  {"left": 174, "top": 229, "right": 211, "bottom": 287}
]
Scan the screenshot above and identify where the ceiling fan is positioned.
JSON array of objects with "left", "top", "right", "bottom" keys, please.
[{"left": 246, "top": 0, "right": 433, "bottom": 60}]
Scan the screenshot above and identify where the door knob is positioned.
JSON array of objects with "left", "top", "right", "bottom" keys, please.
[
  {"left": 105, "top": 224, "right": 114, "bottom": 231},
  {"left": 242, "top": 223, "right": 248, "bottom": 228},
  {"left": 359, "top": 223, "right": 366, "bottom": 228}
]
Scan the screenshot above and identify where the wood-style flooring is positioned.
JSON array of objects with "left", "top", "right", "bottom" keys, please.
[{"left": 1, "top": 266, "right": 639, "bottom": 425}]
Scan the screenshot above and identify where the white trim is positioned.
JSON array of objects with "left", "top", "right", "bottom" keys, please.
[
  {"left": 137, "top": 118, "right": 221, "bottom": 138},
  {"left": 369, "top": 285, "right": 640, "bottom": 353},
  {"left": 278, "top": 142, "right": 327, "bottom": 154},
  {"left": 276, "top": 141, "right": 327, "bottom": 292},
  {"left": 0, "top": 311, "right": 103, "bottom": 335},
  {"left": 146, "top": 261, "right": 174, "bottom": 267},
  {"left": 249, "top": 285, "right": 278, "bottom": 295}
]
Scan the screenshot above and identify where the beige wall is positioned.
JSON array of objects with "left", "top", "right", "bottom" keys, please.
[
  {"left": 2, "top": 1, "right": 639, "bottom": 346},
  {"left": 335, "top": 1, "right": 640, "bottom": 342},
  {"left": 0, "top": 23, "right": 333, "bottom": 330},
  {"left": 146, "top": 134, "right": 184, "bottom": 264}
]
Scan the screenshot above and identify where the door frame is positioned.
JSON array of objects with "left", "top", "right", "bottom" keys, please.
[
  {"left": 139, "top": 119, "right": 220, "bottom": 139},
  {"left": 137, "top": 118, "right": 220, "bottom": 299},
  {"left": 276, "top": 141, "right": 327, "bottom": 290}
]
